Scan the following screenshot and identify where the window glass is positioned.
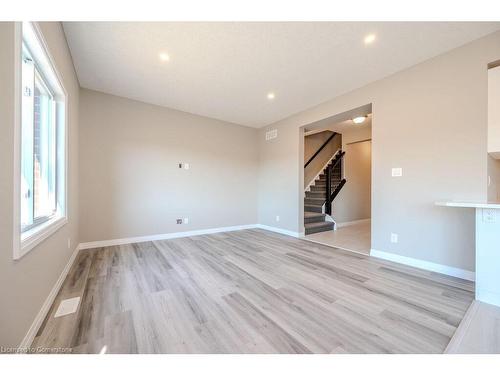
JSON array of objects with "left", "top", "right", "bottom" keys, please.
[{"left": 21, "top": 46, "right": 57, "bottom": 231}]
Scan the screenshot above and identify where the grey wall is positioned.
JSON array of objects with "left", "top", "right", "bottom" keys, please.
[
  {"left": 0, "top": 22, "right": 80, "bottom": 347},
  {"left": 258, "top": 31, "right": 500, "bottom": 272},
  {"left": 332, "top": 126, "right": 371, "bottom": 223},
  {"left": 304, "top": 131, "right": 342, "bottom": 188},
  {"left": 79, "top": 89, "right": 259, "bottom": 243}
]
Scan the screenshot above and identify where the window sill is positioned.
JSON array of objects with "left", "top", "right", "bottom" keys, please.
[{"left": 15, "top": 215, "right": 67, "bottom": 260}]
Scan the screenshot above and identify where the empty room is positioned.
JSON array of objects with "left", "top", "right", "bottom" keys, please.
[{"left": 3, "top": 2, "right": 500, "bottom": 372}]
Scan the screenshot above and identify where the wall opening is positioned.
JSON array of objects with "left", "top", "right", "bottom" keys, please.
[{"left": 300, "top": 104, "right": 372, "bottom": 255}]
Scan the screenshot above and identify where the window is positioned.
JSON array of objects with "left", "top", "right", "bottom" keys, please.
[
  {"left": 21, "top": 49, "right": 57, "bottom": 231},
  {"left": 14, "top": 22, "right": 67, "bottom": 259}
]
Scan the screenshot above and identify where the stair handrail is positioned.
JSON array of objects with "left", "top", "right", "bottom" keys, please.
[
  {"left": 304, "top": 132, "right": 338, "bottom": 168},
  {"left": 325, "top": 151, "right": 346, "bottom": 215}
]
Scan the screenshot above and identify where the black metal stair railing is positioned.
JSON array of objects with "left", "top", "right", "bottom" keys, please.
[
  {"left": 325, "top": 151, "right": 346, "bottom": 215},
  {"left": 304, "top": 132, "right": 338, "bottom": 168}
]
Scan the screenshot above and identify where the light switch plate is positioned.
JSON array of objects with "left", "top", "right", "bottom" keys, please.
[
  {"left": 183, "top": 217, "right": 189, "bottom": 224},
  {"left": 390, "top": 233, "right": 398, "bottom": 243},
  {"left": 54, "top": 297, "right": 80, "bottom": 318},
  {"left": 392, "top": 168, "right": 403, "bottom": 177},
  {"left": 184, "top": 163, "right": 189, "bottom": 170}
]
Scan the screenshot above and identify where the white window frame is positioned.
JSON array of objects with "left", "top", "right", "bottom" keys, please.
[{"left": 13, "top": 22, "right": 69, "bottom": 260}]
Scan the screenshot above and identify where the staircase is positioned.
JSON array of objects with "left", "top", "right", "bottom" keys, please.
[{"left": 304, "top": 151, "right": 346, "bottom": 235}]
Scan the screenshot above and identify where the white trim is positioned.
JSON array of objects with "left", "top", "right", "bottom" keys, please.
[
  {"left": 79, "top": 224, "right": 305, "bottom": 250},
  {"left": 445, "top": 300, "right": 479, "bottom": 353},
  {"left": 79, "top": 224, "right": 258, "bottom": 250},
  {"left": 13, "top": 22, "right": 69, "bottom": 260},
  {"left": 305, "top": 148, "right": 341, "bottom": 191},
  {"left": 18, "top": 216, "right": 67, "bottom": 258},
  {"left": 18, "top": 245, "right": 80, "bottom": 350},
  {"left": 12, "top": 22, "right": 22, "bottom": 259},
  {"left": 370, "top": 248, "right": 475, "bottom": 281},
  {"left": 335, "top": 218, "right": 371, "bottom": 228},
  {"left": 255, "top": 224, "right": 303, "bottom": 238}
]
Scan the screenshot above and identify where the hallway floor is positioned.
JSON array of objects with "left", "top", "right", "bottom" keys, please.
[{"left": 305, "top": 220, "right": 371, "bottom": 255}]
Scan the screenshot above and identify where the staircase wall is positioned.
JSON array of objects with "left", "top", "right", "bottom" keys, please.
[{"left": 304, "top": 131, "right": 342, "bottom": 188}]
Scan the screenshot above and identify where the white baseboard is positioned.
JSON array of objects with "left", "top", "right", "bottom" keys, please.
[
  {"left": 18, "top": 245, "right": 80, "bottom": 349},
  {"left": 370, "top": 249, "right": 475, "bottom": 281},
  {"left": 79, "top": 224, "right": 304, "bottom": 251},
  {"left": 336, "top": 218, "right": 370, "bottom": 228},
  {"left": 255, "top": 224, "right": 302, "bottom": 238},
  {"left": 79, "top": 224, "right": 258, "bottom": 250}
]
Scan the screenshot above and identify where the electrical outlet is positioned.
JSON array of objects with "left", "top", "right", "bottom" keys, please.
[
  {"left": 391, "top": 168, "right": 402, "bottom": 177},
  {"left": 176, "top": 219, "right": 183, "bottom": 224},
  {"left": 183, "top": 217, "right": 189, "bottom": 224},
  {"left": 276, "top": 215, "right": 280, "bottom": 222},
  {"left": 391, "top": 233, "right": 398, "bottom": 243},
  {"left": 184, "top": 163, "right": 190, "bottom": 170}
]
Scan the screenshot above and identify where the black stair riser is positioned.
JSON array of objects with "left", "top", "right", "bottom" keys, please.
[
  {"left": 305, "top": 223, "right": 334, "bottom": 235},
  {"left": 305, "top": 192, "right": 326, "bottom": 198},
  {"left": 304, "top": 205, "right": 323, "bottom": 213},
  {"left": 304, "top": 215, "right": 326, "bottom": 224},
  {"left": 304, "top": 199, "right": 325, "bottom": 206}
]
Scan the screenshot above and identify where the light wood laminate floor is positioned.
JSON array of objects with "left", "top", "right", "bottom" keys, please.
[
  {"left": 445, "top": 301, "right": 500, "bottom": 353},
  {"left": 305, "top": 220, "right": 371, "bottom": 255},
  {"left": 32, "top": 229, "right": 474, "bottom": 353}
]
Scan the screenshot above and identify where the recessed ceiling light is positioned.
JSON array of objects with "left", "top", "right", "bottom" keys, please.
[
  {"left": 364, "top": 34, "right": 376, "bottom": 45},
  {"left": 352, "top": 116, "right": 367, "bottom": 124},
  {"left": 267, "top": 92, "right": 275, "bottom": 100},
  {"left": 159, "top": 52, "right": 170, "bottom": 62}
]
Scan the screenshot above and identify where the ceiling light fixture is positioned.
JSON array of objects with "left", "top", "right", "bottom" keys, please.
[
  {"left": 364, "top": 34, "right": 376, "bottom": 45},
  {"left": 159, "top": 52, "right": 170, "bottom": 62},
  {"left": 352, "top": 116, "right": 367, "bottom": 124},
  {"left": 267, "top": 92, "right": 275, "bottom": 100}
]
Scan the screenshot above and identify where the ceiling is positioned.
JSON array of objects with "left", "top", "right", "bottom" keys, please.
[{"left": 63, "top": 22, "right": 500, "bottom": 128}]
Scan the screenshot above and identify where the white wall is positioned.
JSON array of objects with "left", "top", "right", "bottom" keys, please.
[
  {"left": 0, "top": 22, "right": 80, "bottom": 347},
  {"left": 258, "top": 31, "right": 500, "bottom": 272},
  {"left": 79, "top": 89, "right": 259, "bottom": 243}
]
